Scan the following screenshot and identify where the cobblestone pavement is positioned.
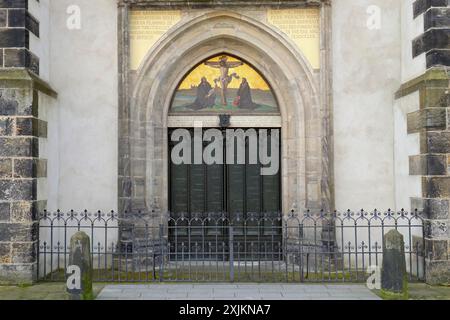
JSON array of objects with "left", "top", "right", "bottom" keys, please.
[{"left": 96, "top": 284, "right": 381, "bottom": 300}]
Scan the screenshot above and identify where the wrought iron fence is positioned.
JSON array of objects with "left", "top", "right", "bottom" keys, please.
[{"left": 37, "top": 209, "right": 425, "bottom": 283}]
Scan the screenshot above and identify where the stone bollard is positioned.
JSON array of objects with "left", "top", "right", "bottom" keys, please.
[
  {"left": 66, "top": 231, "right": 93, "bottom": 300},
  {"left": 381, "top": 229, "right": 408, "bottom": 299}
]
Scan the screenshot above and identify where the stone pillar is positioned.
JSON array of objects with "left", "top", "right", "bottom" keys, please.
[
  {"left": 400, "top": 0, "right": 450, "bottom": 285},
  {"left": 381, "top": 230, "right": 408, "bottom": 299},
  {"left": 409, "top": 70, "right": 450, "bottom": 285},
  {"left": 0, "top": 0, "right": 55, "bottom": 284},
  {"left": 67, "top": 232, "right": 93, "bottom": 300}
]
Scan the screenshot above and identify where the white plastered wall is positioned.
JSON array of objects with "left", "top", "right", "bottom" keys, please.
[{"left": 333, "top": 0, "right": 401, "bottom": 211}]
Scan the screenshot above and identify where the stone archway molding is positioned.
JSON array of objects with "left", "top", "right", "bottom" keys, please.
[{"left": 119, "top": 10, "right": 331, "bottom": 220}]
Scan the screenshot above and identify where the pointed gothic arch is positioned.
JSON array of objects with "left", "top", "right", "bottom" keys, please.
[{"left": 119, "top": 10, "right": 333, "bottom": 218}]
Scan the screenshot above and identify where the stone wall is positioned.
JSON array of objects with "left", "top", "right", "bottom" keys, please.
[
  {"left": 0, "top": 0, "right": 39, "bottom": 74},
  {"left": 398, "top": 0, "right": 450, "bottom": 285},
  {"left": 0, "top": 0, "right": 55, "bottom": 285},
  {"left": 333, "top": 0, "right": 401, "bottom": 210},
  {"left": 412, "top": 0, "right": 450, "bottom": 68}
]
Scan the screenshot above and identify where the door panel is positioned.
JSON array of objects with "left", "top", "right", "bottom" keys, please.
[
  {"left": 169, "top": 128, "right": 281, "bottom": 216},
  {"left": 170, "top": 161, "right": 189, "bottom": 213},
  {"left": 206, "top": 164, "right": 224, "bottom": 212},
  {"left": 169, "top": 127, "right": 282, "bottom": 257}
]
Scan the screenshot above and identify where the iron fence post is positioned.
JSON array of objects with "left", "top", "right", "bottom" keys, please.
[
  {"left": 36, "top": 219, "right": 40, "bottom": 281},
  {"left": 229, "top": 225, "right": 234, "bottom": 282},
  {"left": 159, "top": 224, "right": 164, "bottom": 282}
]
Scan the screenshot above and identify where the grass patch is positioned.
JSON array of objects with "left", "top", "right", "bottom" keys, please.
[
  {"left": 373, "top": 283, "right": 450, "bottom": 300},
  {"left": 39, "top": 267, "right": 372, "bottom": 283},
  {"left": 0, "top": 283, "right": 105, "bottom": 300}
]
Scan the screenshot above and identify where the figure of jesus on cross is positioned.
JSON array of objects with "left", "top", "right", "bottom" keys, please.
[{"left": 204, "top": 55, "right": 243, "bottom": 105}]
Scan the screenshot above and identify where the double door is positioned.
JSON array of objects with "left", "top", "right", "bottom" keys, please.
[{"left": 168, "top": 128, "right": 282, "bottom": 258}]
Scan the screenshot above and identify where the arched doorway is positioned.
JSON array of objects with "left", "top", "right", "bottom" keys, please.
[
  {"left": 166, "top": 53, "right": 283, "bottom": 248},
  {"left": 119, "top": 11, "right": 331, "bottom": 224}
]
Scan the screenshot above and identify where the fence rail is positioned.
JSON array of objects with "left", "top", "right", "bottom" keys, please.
[{"left": 37, "top": 209, "right": 425, "bottom": 283}]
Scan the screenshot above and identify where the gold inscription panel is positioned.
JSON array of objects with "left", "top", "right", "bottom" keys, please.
[
  {"left": 267, "top": 8, "right": 320, "bottom": 69},
  {"left": 129, "top": 10, "right": 181, "bottom": 70}
]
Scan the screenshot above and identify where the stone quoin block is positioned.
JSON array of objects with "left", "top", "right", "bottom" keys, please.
[
  {"left": 0, "top": 242, "right": 10, "bottom": 264},
  {"left": 0, "top": 9, "right": 6, "bottom": 27},
  {"left": 11, "top": 242, "right": 36, "bottom": 264},
  {"left": 409, "top": 154, "right": 447, "bottom": 175},
  {"left": 424, "top": 7, "right": 450, "bottom": 30},
  {"left": 419, "top": 86, "right": 448, "bottom": 109},
  {"left": 423, "top": 176, "right": 450, "bottom": 198},
  {"left": 407, "top": 108, "right": 447, "bottom": 133},
  {"left": 448, "top": 109, "right": 450, "bottom": 129},
  {"left": 0, "top": 0, "right": 27, "bottom": 9},
  {"left": 25, "top": 12, "right": 39, "bottom": 38},
  {"left": 425, "top": 238, "right": 449, "bottom": 260},
  {"left": 13, "top": 158, "right": 34, "bottom": 178},
  {"left": 420, "top": 131, "right": 450, "bottom": 153},
  {"left": 0, "top": 202, "right": 9, "bottom": 221},
  {"left": 10, "top": 201, "right": 36, "bottom": 223},
  {"left": 0, "top": 158, "right": 12, "bottom": 178},
  {"left": 15, "top": 117, "right": 33, "bottom": 136},
  {"left": 0, "top": 88, "right": 34, "bottom": 117},
  {"left": 413, "top": 29, "right": 450, "bottom": 58},
  {"left": 0, "top": 222, "right": 37, "bottom": 242},
  {"left": 425, "top": 260, "right": 450, "bottom": 285},
  {"left": 0, "top": 28, "right": 28, "bottom": 48},
  {"left": 413, "top": 0, "right": 449, "bottom": 18},
  {"left": 14, "top": 117, "right": 46, "bottom": 137},
  {"left": 427, "top": 50, "right": 450, "bottom": 68},
  {"left": 4, "top": 49, "right": 40, "bottom": 75},
  {"left": 411, "top": 197, "right": 450, "bottom": 220},
  {"left": 7, "top": 8, "right": 25, "bottom": 27},
  {"left": 0, "top": 95, "right": 19, "bottom": 115},
  {"left": 0, "top": 179, "right": 36, "bottom": 201},
  {"left": 0, "top": 137, "right": 38, "bottom": 157},
  {"left": 13, "top": 158, "right": 47, "bottom": 178},
  {"left": 0, "top": 117, "right": 13, "bottom": 135},
  {"left": 424, "top": 219, "right": 450, "bottom": 239},
  {"left": 0, "top": 264, "right": 35, "bottom": 285}
]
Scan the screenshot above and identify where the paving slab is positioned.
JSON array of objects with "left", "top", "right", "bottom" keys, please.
[{"left": 96, "top": 283, "right": 381, "bottom": 300}]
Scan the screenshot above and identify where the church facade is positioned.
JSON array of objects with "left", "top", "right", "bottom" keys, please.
[{"left": 0, "top": 0, "right": 449, "bottom": 285}]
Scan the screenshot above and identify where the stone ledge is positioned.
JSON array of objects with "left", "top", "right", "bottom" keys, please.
[
  {"left": 0, "top": 69, "right": 57, "bottom": 98},
  {"left": 395, "top": 68, "right": 449, "bottom": 100}
]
